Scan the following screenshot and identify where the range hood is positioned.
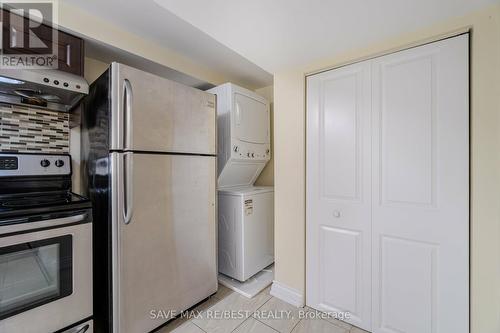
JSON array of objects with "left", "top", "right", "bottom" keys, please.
[{"left": 0, "top": 68, "right": 89, "bottom": 112}]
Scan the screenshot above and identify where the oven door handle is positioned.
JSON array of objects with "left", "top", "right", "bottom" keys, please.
[
  {"left": 64, "top": 323, "right": 90, "bottom": 333},
  {"left": 76, "top": 325, "right": 90, "bottom": 333},
  {"left": 0, "top": 212, "right": 90, "bottom": 235}
]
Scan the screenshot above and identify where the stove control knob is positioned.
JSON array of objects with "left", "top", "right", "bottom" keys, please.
[
  {"left": 55, "top": 159, "right": 65, "bottom": 167},
  {"left": 40, "top": 159, "right": 50, "bottom": 168}
]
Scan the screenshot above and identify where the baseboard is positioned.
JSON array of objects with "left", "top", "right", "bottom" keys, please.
[{"left": 270, "top": 280, "right": 305, "bottom": 307}]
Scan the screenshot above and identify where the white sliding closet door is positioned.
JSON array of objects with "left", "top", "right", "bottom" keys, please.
[
  {"left": 371, "top": 35, "right": 469, "bottom": 333},
  {"left": 306, "top": 34, "right": 469, "bottom": 333},
  {"left": 306, "top": 62, "right": 372, "bottom": 331}
]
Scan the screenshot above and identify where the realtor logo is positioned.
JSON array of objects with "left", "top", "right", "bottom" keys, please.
[{"left": 0, "top": 0, "right": 58, "bottom": 69}]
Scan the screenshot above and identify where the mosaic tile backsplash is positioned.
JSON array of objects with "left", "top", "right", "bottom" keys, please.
[{"left": 0, "top": 104, "right": 69, "bottom": 153}]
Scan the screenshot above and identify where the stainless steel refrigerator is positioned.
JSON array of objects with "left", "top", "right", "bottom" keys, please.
[{"left": 81, "top": 63, "right": 217, "bottom": 333}]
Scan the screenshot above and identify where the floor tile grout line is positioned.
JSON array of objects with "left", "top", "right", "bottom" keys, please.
[
  {"left": 197, "top": 291, "right": 236, "bottom": 315},
  {"left": 252, "top": 318, "right": 282, "bottom": 333},
  {"left": 190, "top": 289, "right": 275, "bottom": 333},
  {"left": 255, "top": 295, "right": 273, "bottom": 311},
  {"left": 228, "top": 294, "right": 273, "bottom": 333},
  {"left": 252, "top": 295, "right": 301, "bottom": 333},
  {"left": 192, "top": 293, "right": 272, "bottom": 333},
  {"left": 191, "top": 320, "right": 208, "bottom": 333},
  {"left": 288, "top": 316, "right": 303, "bottom": 333},
  {"left": 228, "top": 312, "right": 280, "bottom": 333},
  {"left": 165, "top": 290, "right": 360, "bottom": 333},
  {"left": 229, "top": 315, "right": 253, "bottom": 333}
]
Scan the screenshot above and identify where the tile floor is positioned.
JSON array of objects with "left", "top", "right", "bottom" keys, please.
[{"left": 156, "top": 285, "right": 369, "bottom": 333}]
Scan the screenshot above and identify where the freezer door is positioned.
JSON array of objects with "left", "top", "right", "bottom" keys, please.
[
  {"left": 110, "top": 63, "right": 216, "bottom": 154},
  {"left": 111, "top": 152, "right": 217, "bottom": 333}
]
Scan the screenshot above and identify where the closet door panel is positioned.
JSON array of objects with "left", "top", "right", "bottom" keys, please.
[
  {"left": 379, "top": 55, "right": 434, "bottom": 205},
  {"left": 371, "top": 35, "right": 469, "bottom": 333},
  {"left": 306, "top": 62, "right": 372, "bottom": 331}
]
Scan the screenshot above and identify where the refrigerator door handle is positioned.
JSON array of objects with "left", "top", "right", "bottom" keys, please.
[
  {"left": 123, "top": 79, "right": 133, "bottom": 150},
  {"left": 123, "top": 152, "right": 134, "bottom": 224}
]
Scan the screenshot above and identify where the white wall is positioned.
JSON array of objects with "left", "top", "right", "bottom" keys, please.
[{"left": 273, "top": 4, "right": 500, "bottom": 332}]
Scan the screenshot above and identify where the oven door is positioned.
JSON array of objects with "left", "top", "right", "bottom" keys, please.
[
  {"left": 0, "top": 211, "right": 92, "bottom": 333},
  {"left": 0, "top": 234, "right": 72, "bottom": 319}
]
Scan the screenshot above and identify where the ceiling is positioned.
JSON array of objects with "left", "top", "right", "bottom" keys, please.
[
  {"left": 155, "top": 0, "right": 497, "bottom": 73},
  {"left": 64, "top": 0, "right": 273, "bottom": 89},
  {"left": 66, "top": 0, "right": 496, "bottom": 81}
]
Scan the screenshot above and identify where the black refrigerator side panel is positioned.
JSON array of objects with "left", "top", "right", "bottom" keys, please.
[{"left": 81, "top": 68, "right": 113, "bottom": 333}]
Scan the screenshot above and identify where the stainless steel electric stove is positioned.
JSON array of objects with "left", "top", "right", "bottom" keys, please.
[{"left": 0, "top": 153, "right": 93, "bottom": 333}]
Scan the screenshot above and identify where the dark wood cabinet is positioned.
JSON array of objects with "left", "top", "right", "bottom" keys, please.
[
  {"left": 1, "top": 9, "right": 84, "bottom": 76},
  {"left": 55, "top": 31, "right": 84, "bottom": 76}
]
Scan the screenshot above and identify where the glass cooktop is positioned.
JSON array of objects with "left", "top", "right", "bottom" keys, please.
[{"left": 0, "top": 191, "right": 90, "bottom": 218}]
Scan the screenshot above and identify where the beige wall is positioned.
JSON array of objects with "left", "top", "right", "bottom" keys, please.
[
  {"left": 273, "top": 4, "right": 500, "bottom": 332},
  {"left": 274, "top": 70, "right": 306, "bottom": 291},
  {"left": 84, "top": 57, "right": 109, "bottom": 84},
  {"left": 255, "top": 85, "right": 274, "bottom": 186}
]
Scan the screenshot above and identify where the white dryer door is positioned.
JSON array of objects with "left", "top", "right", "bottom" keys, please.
[{"left": 233, "top": 93, "right": 269, "bottom": 144}]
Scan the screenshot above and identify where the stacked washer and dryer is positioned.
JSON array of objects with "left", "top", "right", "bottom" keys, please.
[{"left": 208, "top": 83, "right": 274, "bottom": 292}]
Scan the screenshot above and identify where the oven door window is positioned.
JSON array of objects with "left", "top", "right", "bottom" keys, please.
[{"left": 0, "top": 235, "right": 72, "bottom": 320}]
